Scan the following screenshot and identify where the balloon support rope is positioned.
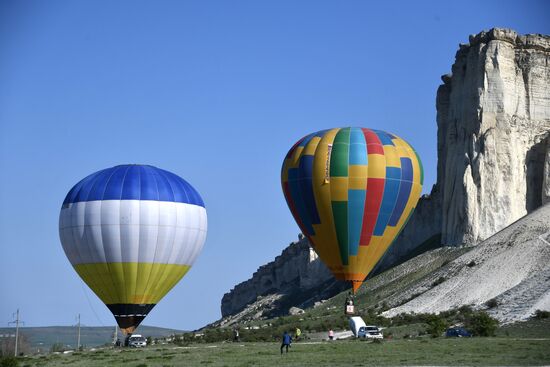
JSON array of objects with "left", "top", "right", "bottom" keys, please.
[{"left": 80, "top": 280, "right": 105, "bottom": 326}]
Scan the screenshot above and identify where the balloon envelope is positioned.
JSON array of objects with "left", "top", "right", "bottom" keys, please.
[
  {"left": 281, "top": 127, "right": 422, "bottom": 292},
  {"left": 59, "top": 165, "right": 207, "bottom": 334}
]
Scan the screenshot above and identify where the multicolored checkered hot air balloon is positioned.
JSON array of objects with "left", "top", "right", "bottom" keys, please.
[
  {"left": 59, "top": 165, "right": 207, "bottom": 334},
  {"left": 281, "top": 127, "right": 423, "bottom": 293}
]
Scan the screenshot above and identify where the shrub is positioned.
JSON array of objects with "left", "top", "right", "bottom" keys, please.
[
  {"left": 485, "top": 298, "right": 498, "bottom": 309},
  {"left": 457, "top": 305, "right": 474, "bottom": 319},
  {"left": 425, "top": 315, "right": 448, "bottom": 338},
  {"left": 50, "top": 343, "right": 65, "bottom": 353},
  {"left": 466, "top": 311, "right": 498, "bottom": 336},
  {"left": 0, "top": 357, "right": 19, "bottom": 367},
  {"left": 432, "top": 277, "right": 446, "bottom": 287},
  {"left": 533, "top": 310, "right": 550, "bottom": 319}
]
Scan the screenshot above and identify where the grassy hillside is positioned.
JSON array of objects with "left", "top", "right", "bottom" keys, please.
[
  {"left": 13, "top": 333, "right": 550, "bottom": 367},
  {"left": 214, "top": 245, "right": 470, "bottom": 336}
]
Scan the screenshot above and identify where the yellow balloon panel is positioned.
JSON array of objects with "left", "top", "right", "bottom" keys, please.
[{"left": 74, "top": 263, "right": 190, "bottom": 304}]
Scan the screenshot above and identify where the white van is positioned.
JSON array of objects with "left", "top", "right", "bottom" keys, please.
[
  {"left": 349, "top": 317, "right": 383, "bottom": 339},
  {"left": 349, "top": 316, "right": 366, "bottom": 337}
]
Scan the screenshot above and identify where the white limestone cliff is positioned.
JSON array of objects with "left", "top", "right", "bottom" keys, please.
[{"left": 438, "top": 28, "right": 550, "bottom": 245}]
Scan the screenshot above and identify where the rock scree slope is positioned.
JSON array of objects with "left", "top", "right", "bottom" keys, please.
[{"left": 383, "top": 203, "right": 550, "bottom": 323}]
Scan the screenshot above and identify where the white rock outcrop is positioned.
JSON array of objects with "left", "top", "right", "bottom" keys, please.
[{"left": 437, "top": 28, "right": 550, "bottom": 245}]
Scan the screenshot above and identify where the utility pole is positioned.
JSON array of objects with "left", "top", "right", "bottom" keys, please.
[
  {"left": 76, "top": 314, "right": 81, "bottom": 351},
  {"left": 8, "top": 309, "right": 23, "bottom": 357},
  {"left": 113, "top": 324, "right": 118, "bottom": 345}
]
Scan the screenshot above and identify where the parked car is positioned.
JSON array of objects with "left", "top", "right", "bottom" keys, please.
[
  {"left": 127, "top": 334, "right": 147, "bottom": 347},
  {"left": 446, "top": 327, "right": 472, "bottom": 337},
  {"left": 359, "top": 326, "right": 383, "bottom": 339},
  {"left": 349, "top": 317, "right": 383, "bottom": 339}
]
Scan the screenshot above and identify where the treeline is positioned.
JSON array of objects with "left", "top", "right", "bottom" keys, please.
[{"left": 167, "top": 306, "right": 504, "bottom": 344}]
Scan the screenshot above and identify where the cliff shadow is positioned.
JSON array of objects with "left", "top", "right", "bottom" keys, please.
[{"left": 526, "top": 137, "right": 548, "bottom": 212}]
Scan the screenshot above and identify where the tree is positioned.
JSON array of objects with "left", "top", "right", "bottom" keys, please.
[
  {"left": 533, "top": 310, "right": 549, "bottom": 319},
  {"left": 425, "top": 315, "right": 448, "bottom": 337},
  {"left": 485, "top": 298, "right": 498, "bottom": 309},
  {"left": 466, "top": 311, "right": 498, "bottom": 336}
]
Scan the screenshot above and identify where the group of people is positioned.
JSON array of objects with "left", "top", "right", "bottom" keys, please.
[
  {"left": 280, "top": 326, "right": 340, "bottom": 354},
  {"left": 234, "top": 325, "right": 335, "bottom": 354}
]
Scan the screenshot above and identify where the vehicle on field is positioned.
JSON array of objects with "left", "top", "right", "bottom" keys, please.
[
  {"left": 349, "top": 316, "right": 366, "bottom": 337},
  {"left": 349, "top": 317, "right": 383, "bottom": 339},
  {"left": 127, "top": 334, "right": 147, "bottom": 347},
  {"left": 446, "top": 327, "right": 472, "bottom": 337},
  {"left": 360, "top": 325, "right": 383, "bottom": 339}
]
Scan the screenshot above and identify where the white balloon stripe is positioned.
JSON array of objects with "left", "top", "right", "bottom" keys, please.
[{"left": 60, "top": 200, "right": 207, "bottom": 266}]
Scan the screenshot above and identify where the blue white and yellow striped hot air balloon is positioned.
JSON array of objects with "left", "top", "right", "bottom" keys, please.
[
  {"left": 59, "top": 165, "right": 207, "bottom": 334},
  {"left": 281, "top": 127, "right": 423, "bottom": 293}
]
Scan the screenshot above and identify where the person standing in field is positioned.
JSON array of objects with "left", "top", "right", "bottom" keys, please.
[
  {"left": 280, "top": 331, "right": 292, "bottom": 354},
  {"left": 295, "top": 327, "right": 301, "bottom": 341},
  {"left": 328, "top": 329, "right": 334, "bottom": 341}
]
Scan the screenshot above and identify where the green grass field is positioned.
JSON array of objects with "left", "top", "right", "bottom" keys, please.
[{"left": 16, "top": 337, "right": 550, "bottom": 367}]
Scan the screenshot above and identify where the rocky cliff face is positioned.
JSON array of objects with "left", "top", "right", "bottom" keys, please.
[
  {"left": 437, "top": 28, "right": 550, "bottom": 245},
  {"left": 221, "top": 237, "right": 338, "bottom": 317},
  {"left": 221, "top": 28, "right": 550, "bottom": 319},
  {"left": 374, "top": 28, "right": 550, "bottom": 266},
  {"left": 543, "top": 136, "right": 550, "bottom": 205}
]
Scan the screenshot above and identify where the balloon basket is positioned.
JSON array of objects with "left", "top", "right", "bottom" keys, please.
[{"left": 345, "top": 305, "right": 356, "bottom": 316}]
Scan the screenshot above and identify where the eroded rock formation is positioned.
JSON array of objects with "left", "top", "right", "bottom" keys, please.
[
  {"left": 221, "top": 237, "right": 336, "bottom": 317},
  {"left": 438, "top": 28, "right": 550, "bottom": 244}
]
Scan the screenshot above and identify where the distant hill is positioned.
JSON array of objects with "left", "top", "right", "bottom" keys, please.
[{"left": 0, "top": 325, "right": 184, "bottom": 352}]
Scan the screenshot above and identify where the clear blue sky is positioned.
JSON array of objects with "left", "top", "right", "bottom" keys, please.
[{"left": 1, "top": 0, "right": 548, "bottom": 331}]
